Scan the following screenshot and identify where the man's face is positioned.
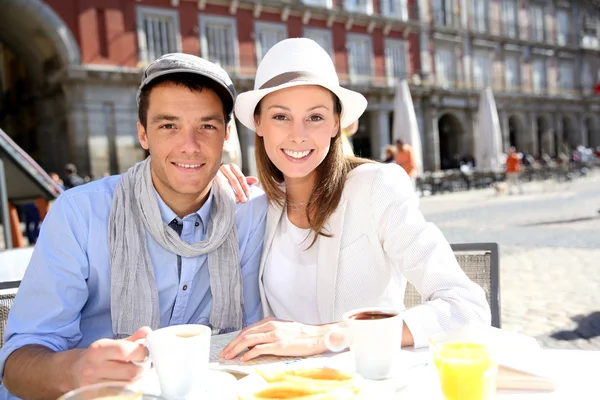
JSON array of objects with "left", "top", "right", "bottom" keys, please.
[{"left": 137, "top": 82, "right": 228, "bottom": 207}]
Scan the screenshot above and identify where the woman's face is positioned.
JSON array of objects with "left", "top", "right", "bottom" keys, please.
[{"left": 255, "top": 85, "right": 340, "bottom": 180}]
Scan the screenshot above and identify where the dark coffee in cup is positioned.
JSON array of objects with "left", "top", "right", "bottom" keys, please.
[{"left": 348, "top": 310, "right": 397, "bottom": 320}]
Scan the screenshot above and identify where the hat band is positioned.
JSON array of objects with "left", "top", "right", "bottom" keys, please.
[{"left": 259, "top": 71, "right": 324, "bottom": 89}]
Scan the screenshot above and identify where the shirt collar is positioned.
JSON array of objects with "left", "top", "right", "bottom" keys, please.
[{"left": 154, "top": 187, "right": 214, "bottom": 232}]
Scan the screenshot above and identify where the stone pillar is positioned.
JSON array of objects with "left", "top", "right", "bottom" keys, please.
[
  {"left": 237, "top": 121, "right": 257, "bottom": 177},
  {"left": 529, "top": 112, "right": 538, "bottom": 155},
  {"left": 369, "top": 109, "right": 391, "bottom": 161},
  {"left": 553, "top": 115, "right": 562, "bottom": 154},
  {"left": 500, "top": 110, "right": 510, "bottom": 151},
  {"left": 423, "top": 104, "right": 440, "bottom": 171}
]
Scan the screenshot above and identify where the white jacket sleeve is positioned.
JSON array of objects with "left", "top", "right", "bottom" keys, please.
[{"left": 370, "top": 164, "right": 491, "bottom": 348}]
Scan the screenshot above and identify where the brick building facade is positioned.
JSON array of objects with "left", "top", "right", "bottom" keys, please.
[
  {"left": 0, "top": 0, "right": 599, "bottom": 176},
  {"left": 0, "top": 0, "right": 420, "bottom": 177}
]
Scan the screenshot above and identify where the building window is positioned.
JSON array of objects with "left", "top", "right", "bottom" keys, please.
[
  {"left": 470, "top": 0, "right": 488, "bottom": 33},
  {"left": 473, "top": 49, "right": 492, "bottom": 88},
  {"left": 558, "top": 59, "right": 575, "bottom": 92},
  {"left": 344, "top": 0, "right": 373, "bottom": 14},
  {"left": 199, "top": 15, "right": 238, "bottom": 72},
  {"left": 529, "top": 4, "right": 545, "bottom": 42},
  {"left": 303, "top": 28, "right": 334, "bottom": 60},
  {"left": 504, "top": 53, "right": 520, "bottom": 91},
  {"left": 384, "top": 38, "right": 408, "bottom": 84},
  {"left": 380, "top": 0, "right": 408, "bottom": 20},
  {"left": 532, "top": 58, "right": 547, "bottom": 93},
  {"left": 556, "top": 9, "right": 570, "bottom": 46},
  {"left": 435, "top": 46, "right": 456, "bottom": 88},
  {"left": 346, "top": 33, "right": 373, "bottom": 82},
  {"left": 302, "top": 0, "right": 333, "bottom": 7},
  {"left": 254, "top": 22, "right": 287, "bottom": 62},
  {"left": 136, "top": 6, "right": 181, "bottom": 64},
  {"left": 582, "top": 13, "right": 599, "bottom": 49},
  {"left": 502, "top": 0, "right": 518, "bottom": 38},
  {"left": 433, "top": 0, "right": 458, "bottom": 28}
]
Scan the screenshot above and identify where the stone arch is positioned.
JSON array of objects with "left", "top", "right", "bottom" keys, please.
[
  {"left": 0, "top": 0, "right": 81, "bottom": 172},
  {"left": 561, "top": 115, "right": 577, "bottom": 152},
  {"left": 584, "top": 116, "right": 599, "bottom": 148},
  {"left": 438, "top": 112, "right": 467, "bottom": 170},
  {"left": 507, "top": 114, "right": 531, "bottom": 154}
]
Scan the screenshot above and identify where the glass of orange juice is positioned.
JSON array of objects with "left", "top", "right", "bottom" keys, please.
[{"left": 430, "top": 330, "right": 498, "bottom": 400}]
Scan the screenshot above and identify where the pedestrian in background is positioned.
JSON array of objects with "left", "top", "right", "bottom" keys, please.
[
  {"left": 394, "top": 139, "right": 417, "bottom": 188},
  {"left": 505, "top": 146, "right": 524, "bottom": 195},
  {"left": 62, "top": 163, "right": 85, "bottom": 189}
]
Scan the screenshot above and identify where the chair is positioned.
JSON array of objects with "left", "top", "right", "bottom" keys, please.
[
  {"left": 404, "top": 243, "right": 501, "bottom": 328},
  {"left": 0, "top": 282, "right": 20, "bottom": 349}
]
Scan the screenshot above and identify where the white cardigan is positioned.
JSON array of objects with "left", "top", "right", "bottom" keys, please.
[{"left": 257, "top": 163, "right": 491, "bottom": 347}]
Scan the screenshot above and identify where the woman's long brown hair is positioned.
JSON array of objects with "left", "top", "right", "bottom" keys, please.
[{"left": 254, "top": 93, "right": 374, "bottom": 248}]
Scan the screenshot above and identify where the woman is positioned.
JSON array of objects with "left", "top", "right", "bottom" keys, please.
[{"left": 220, "top": 38, "right": 490, "bottom": 361}]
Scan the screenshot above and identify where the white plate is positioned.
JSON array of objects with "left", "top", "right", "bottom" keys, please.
[{"left": 132, "top": 369, "right": 238, "bottom": 399}]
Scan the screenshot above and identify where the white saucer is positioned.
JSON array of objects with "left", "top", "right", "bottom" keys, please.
[
  {"left": 323, "top": 350, "right": 431, "bottom": 391},
  {"left": 132, "top": 368, "right": 238, "bottom": 399}
]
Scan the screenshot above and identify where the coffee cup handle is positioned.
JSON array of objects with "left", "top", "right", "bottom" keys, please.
[
  {"left": 130, "top": 338, "right": 151, "bottom": 367},
  {"left": 324, "top": 324, "right": 350, "bottom": 353}
]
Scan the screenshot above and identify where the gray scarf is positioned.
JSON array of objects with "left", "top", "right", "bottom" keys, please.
[{"left": 108, "top": 157, "right": 243, "bottom": 338}]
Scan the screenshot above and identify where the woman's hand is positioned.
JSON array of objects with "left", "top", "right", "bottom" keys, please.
[
  {"left": 219, "top": 317, "right": 332, "bottom": 362},
  {"left": 219, "top": 163, "right": 258, "bottom": 203}
]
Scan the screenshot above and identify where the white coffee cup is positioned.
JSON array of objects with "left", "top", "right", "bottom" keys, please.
[
  {"left": 136, "top": 324, "right": 211, "bottom": 399},
  {"left": 324, "top": 307, "right": 403, "bottom": 380}
]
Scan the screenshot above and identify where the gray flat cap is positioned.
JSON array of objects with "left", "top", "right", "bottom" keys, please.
[{"left": 136, "top": 53, "right": 236, "bottom": 115}]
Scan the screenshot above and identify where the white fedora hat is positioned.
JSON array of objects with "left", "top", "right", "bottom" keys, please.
[{"left": 235, "top": 38, "right": 367, "bottom": 131}]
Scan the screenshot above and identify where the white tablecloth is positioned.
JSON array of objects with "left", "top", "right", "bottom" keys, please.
[{"left": 395, "top": 348, "right": 599, "bottom": 399}]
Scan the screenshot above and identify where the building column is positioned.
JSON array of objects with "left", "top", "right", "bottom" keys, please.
[
  {"left": 237, "top": 122, "right": 257, "bottom": 177},
  {"left": 423, "top": 104, "right": 440, "bottom": 171},
  {"left": 369, "top": 109, "right": 391, "bottom": 161},
  {"left": 553, "top": 115, "right": 562, "bottom": 154},
  {"left": 500, "top": 110, "right": 510, "bottom": 151},
  {"left": 529, "top": 112, "right": 538, "bottom": 155}
]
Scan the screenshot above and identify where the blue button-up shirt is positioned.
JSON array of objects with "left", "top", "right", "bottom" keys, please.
[{"left": 0, "top": 175, "right": 267, "bottom": 398}]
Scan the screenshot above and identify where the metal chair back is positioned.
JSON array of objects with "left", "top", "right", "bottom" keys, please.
[{"left": 404, "top": 243, "right": 501, "bottom": 328}]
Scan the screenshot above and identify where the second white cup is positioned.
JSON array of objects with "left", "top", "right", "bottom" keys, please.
[{"left": 324, "top": 307, "right": 403, "bottom": 380}]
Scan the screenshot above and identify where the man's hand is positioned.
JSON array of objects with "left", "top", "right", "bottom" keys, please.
[
  {"left": 219, "top": 164, "right": 258, "bottom": 203},
  {"left": 70, "top": 327, "right": 151, "bottom": 388}
]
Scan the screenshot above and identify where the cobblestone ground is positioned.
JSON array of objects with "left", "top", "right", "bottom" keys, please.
[{"left": 419, "top": 171, "right": 600, "bottom": 349}]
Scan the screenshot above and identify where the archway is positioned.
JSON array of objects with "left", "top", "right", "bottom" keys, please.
[
  {"left": 585, "top": 117, "right": 598, "bottom": 148},
  {"left": 508, "top": 115, "right": 530, "bottom": 153},
  {"left": 536, "top": 115, "right": 551, "bottom": 156},
  {"left": 561, "top": 116, "right": 576, "bottom": 152},
  {"left": 438, "top": 113, "right": 465, "bottom": 170},
  {"left": 0, "top": 0, "right": 80, "bottom": 173}
]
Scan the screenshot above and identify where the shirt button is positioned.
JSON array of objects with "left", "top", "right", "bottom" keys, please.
[
  {"left": 182, "top": 284, "right": 188, "bottom": 291},
  {"left": 195, "top": 222, "right": 200, "bottom": 227}
]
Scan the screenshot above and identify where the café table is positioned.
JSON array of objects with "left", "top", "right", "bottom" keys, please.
[
  {"left": 136, "top": 338, "right": 600, "bottom": 399},
  {"left": 395, "top": 347, "right": 600, "bottom": 399}
]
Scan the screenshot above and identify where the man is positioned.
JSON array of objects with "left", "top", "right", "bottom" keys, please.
[
  {"left": 505, "top": 146, "right": 523, "bottom": 195},
  {"left": 0, "top": 53, "right": 267, "bottom": 400},
  {"left": 394, "top": 139, "right": 417, "bottom": 188},
  {"left": 62, "top": 163, "right": 85, "bottom": 189}
]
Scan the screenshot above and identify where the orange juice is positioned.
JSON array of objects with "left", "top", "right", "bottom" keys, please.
[{"left": 433, "top": 342, "right": 497, "bottom": 400}]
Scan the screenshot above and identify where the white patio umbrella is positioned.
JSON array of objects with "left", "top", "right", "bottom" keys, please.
[
  {"left": 475, "top": 87, "right": 504, "bottom": 171},
  {"left": 392, "top": 79, "right": 423, "bottom": 176}
]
